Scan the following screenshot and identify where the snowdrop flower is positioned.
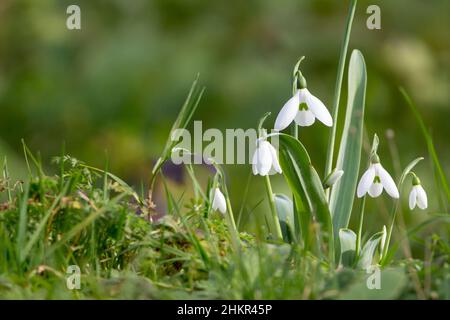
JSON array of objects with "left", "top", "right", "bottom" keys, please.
[
  {"left": 252, "top": 137, "right": 282, "bottom": 176},
  {"left": 274, "top": 76, "right": 333, "bottom": 131},
  {"left": 409, "top": 176, "right": 427, "bottom": 210},
  {"left": 357, "top": 155, "right": 399, "bottom": 199},
  {"left": 212, "top": 187, "right": 227, "bottom": 214}
]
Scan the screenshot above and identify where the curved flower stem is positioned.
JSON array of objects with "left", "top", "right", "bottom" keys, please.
[
  {"left": 380, "top": 201, "right": 398, "bottom": 264},
  {"left": 264, "top": 175, "right": 283, "bottom": 241},
  {"left": 324, "top": 0, "right": 357, "bottom": 200},
  {"left": 355, "top": 195, "right": 366, "bottom": 258},
  {"left": 221, "top": 184, "right": 240, "bottom": 251},
  {"left": 225, "top": 196, "right": 237, "bottom": 233}
]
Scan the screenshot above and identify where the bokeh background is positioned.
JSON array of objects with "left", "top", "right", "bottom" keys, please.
[{"left": 0, "top": 0, "right": 449, "bottom": 234}]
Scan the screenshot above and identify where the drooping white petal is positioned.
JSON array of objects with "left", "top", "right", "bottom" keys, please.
[
  {"left": 254, "top": 141, "right": 273, "bottom": 176},
  {"left": 415, "top": 185, "right": 428, "bottom": 209},
  {"left": 267, "top": 167, "right": 278, "bottom": 175},
  {"left": 409, "top": 187, "right": 417, "bottom": 210},
  {"left": 267, "top": 142, "right": 282, "bottom": 174},
  {"left": 305, "top": 89, "right": 333, "bottom": 127},
  {"left": 294, "top": 109, "right": 315, "bottom": 126},
  {"left": 368, "top": 182, "right": 383, "bottom": 198},
  {"left": 274, "top": 92, "right": 299, "bottom": 131},
  {"left": 251, "top": 150, "right": 258, "bottom": 175},
  {"left": 212, "top": 188, "right": 227, "bottom": 214},
  {"left": 357, "top": 165, "right": 376, "bottom": 198},
  {"left": 376, "top": 164, "right": 399, "bottom": 199}
]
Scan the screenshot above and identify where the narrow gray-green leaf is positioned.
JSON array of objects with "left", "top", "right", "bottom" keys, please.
[
  {"left": 339, "top": 228, "right": 357, "bottom": 267},
  {"left": 274, "top": 193, "right": 295, "bottom": 243},
  {"left": 330, "top": 49, "right": 367, "bottom": 237},
  {"left": 357, "top": 231, "right": 383, "bottom": 269},
  {"left": 278, "top": 134, "right": 334, "bottom": 260}
]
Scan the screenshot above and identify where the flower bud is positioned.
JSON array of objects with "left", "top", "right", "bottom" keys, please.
[{"left": 323, "top": 169, "right": 344, "bottom": 189}]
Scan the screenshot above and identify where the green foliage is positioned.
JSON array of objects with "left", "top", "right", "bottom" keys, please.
[
  {"left": 330, "top": 50, "right": 367, "bottom": 236},
  {"left": 338, "top": 229, "right": 356, "bottom": 267},
  {"left": 0, "top": 149, "right": 448, "bottom": 299},
  {"left": 274, "top": 193, "right": 295, "bottom": 243},
  {"left": 278, "top": 134, "right": 334, "bottom": 261}
]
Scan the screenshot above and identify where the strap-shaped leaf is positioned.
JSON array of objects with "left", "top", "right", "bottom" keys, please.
[
  {"left": 357, "top": 230, "right": 384, "bottom": 269},
  {"left": 339, "top": 228, "right": 357, "bottom": 267},
  {"left": 330, "top": 49, "right": 367, "bottom": 239},
  {"left": 278, "top": 134, "right": 334, "bottom": 260},
  {"left": 274, "top": 193, "right": 295, "bottom": 243}
]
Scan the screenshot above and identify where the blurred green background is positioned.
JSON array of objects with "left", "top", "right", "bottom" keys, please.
[{"left": 0, "top": 0, "right": 449, "bottom": 233}]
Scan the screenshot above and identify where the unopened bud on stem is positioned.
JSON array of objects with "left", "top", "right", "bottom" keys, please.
[{"left": 323, "top": 169, "right": 344, "bottom": 189}]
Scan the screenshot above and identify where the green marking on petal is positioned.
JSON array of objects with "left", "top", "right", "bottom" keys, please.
[
  {"left": 373, "top": 176, "right": 381, "bottom": 183},
  {"left": 299, "top": 102, "right": 308, "bottom": 111}
]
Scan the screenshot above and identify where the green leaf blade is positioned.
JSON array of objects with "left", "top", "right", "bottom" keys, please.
[
  {"left": 357, "top": 230, "right": 384, "bottom": 269},
  {"left": 274, "top": 193, "right": 295, "bottom": 243},
  {"left": 330, "top": 49, "right": 367, "bottom": 235},
  {"left": 339, "top": 228, "right": 357, "bottom": 267},
  {"left": 278, "top": 134, "right": 333, "bottom": 260}
]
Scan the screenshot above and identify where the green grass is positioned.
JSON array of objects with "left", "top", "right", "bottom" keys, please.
[{"left": 0, "top": 140, "right": 448, "bottom": 299}]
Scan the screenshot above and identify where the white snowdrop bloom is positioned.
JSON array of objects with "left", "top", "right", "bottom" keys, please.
[
  {"left": 274, "top": 88, "right": 333, "bottom": 131},
  {"left": 357, "top": 157, "right": 399, "bottom": 199},
  {"left": 212, "top": 187, "right": 227, "bottom": 214},
  {"left": 251, "top": 139, "right": 282, "bottom": 176},
  {"left": 409, "top": 179, "right": 427, "bottom": 210}
]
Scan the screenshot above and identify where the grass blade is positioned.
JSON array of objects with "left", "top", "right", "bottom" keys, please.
[
  {"left": 16, "top": 183, "right": 30, "bottom": 265},
  {"left": 150, "top": 76, "right": 205, "bottom": 185},
  {"left": 21, "top": 179, "right": 73, "bottom": 262},
  {"left": 45, "top": 193, "right": 128, "bottom": 257}
]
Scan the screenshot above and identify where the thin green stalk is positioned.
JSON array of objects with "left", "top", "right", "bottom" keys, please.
[
  {"left": 236, "top": 171, "right": 253, "bottom": 228},
  {"left": 225, "top": 196, "right": 237, "bottom": 231},
  {"left": 221, "top": 186, "right": 240, "bottom": 251},
  {"left": 325, "top": 0, "right": 357, "bottom": 199},
  {"left": 186, "top": 164, "right": 206, "bottom": 200},
  {"left": 59, "top": 142, "right": 65, "bottom": 191},
  {"left": 16, "top": 183, "right": 30, "bottom": 267},
  {"left": 355, "top": 195, "right": 366, "bottom": 257},
  {"left": 264, "top": 175, "right": 283, "bottom": 240},
  {"left": 103, "top": 151, "right": 109, "bottom": 202},
  {"left": 2, "top": 157, "right": 12, "bottom": 202},
  {"left": 381, "top": 202, "right": 398, "bottom": 264},
  {"left": 292, "top": 77, "right": 299, "bottom": 141}
]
